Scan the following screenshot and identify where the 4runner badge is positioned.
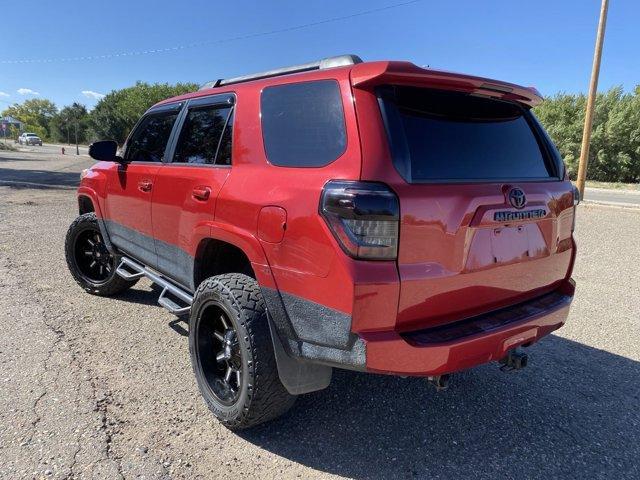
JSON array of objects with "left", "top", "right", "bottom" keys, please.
[{"left": 494, "top": 209, "right": 547, "bottom": 222}]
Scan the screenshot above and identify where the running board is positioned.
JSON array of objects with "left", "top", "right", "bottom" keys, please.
[{"left": 116, "top": 257, "right": 193, "bottom": 315}]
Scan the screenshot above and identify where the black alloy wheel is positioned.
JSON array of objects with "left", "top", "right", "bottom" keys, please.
[
  {"left": 194, "top": 304, "right": 243, "bottom": 406},
  {"left": 65, "top": 212, "right": 138, "bottom": 296},
  {"left": 74, "top": 229, "right": 114, "bottom": 283}
]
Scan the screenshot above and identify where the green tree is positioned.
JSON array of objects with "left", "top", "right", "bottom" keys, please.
[
  {"left": 534, "top": 86, "right": 640, "bottom": 183},
  {"left": 89, "top": 81, "right": 198, "bottom": 144},
  {"left": 1, "top": 98, "right": 57, "bottom": 140},
  {"left": 50, "top": 103, "right": 90, "bottom": 144}
]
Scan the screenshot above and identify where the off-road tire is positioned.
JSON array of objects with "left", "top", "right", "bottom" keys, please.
[
  {"left": 189, "top": 273, "right": 296, "bottom": 430},
  {"left": 65, "top": 212, "right": 137, "bottom": 296}
]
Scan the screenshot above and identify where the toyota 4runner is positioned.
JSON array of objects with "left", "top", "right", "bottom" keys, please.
[{"left": 65, "top": 55, "right": 578, "bottom": 429}]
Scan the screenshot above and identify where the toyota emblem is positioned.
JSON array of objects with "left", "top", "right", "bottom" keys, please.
[{"left": 508, "top": 188, "right": 527, "bottom": 209}]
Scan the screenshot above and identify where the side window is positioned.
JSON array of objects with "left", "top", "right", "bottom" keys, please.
[
  {"left": 261, "top": 80, "right": 346, "bottom": 167},
  {"left": 172, "top": 105, "right": 233, "bottom": 165},
  {"left": 125, "top": 110, "right": 179, "bottom": 163}
]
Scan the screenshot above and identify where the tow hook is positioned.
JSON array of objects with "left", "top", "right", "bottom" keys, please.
[
  {"left": 500, "top": 348, "right": 528, "bottom": 372},
  {"left": 427, "top": 374, "right": 450, "bottom": 392}
]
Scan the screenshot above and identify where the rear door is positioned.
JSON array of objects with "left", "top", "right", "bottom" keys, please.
[
  {"left": 103, "top": 103, "right": 182, "bottom": 268},
  {"left": 358, "top": 84, "right": 575, "bottom": 332},
  {"left": 150, "top": 94, "right": 234, "bottom": 290}
]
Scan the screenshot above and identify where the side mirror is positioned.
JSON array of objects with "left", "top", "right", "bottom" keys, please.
[{"left": 89, "top": 140, "right": 125, "bottom": 163}]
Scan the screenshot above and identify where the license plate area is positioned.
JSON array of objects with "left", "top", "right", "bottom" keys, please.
[{"left": 490, "top": 224, "right": 546, "bottom": 263}]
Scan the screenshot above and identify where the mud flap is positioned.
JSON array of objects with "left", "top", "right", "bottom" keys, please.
[{"left": 268, "top": 318, "right": 332, "bottom": 395}]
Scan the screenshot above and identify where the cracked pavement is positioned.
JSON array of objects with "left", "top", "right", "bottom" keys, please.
[{"left": 0, "top": 150, "right": 639, "bottom": 479}]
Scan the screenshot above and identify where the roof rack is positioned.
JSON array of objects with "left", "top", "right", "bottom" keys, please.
[{"left": 199, "top": 54, "right": 362, "bottom": 90}]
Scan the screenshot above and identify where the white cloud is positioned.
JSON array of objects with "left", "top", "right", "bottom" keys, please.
[
  {"left": 17, "top": 88, "right": 39, "bottom": 95},
  {"left": 81, "top": 90, "right": 105, "bottom": 100},
  {"left": 0, "top": 91, "right": 9, "bottom": 98}
]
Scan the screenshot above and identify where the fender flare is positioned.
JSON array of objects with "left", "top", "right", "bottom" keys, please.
[
  {"left": 203, "top": 221, "right": 275, "bottom": 288},
  {"left": 77, "top": 187, "right": 115, "bottom": 253},
  {"left": 203, "top": 221, "right": 332, "bottom": 395}
]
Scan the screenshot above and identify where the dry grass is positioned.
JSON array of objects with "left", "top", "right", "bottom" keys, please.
[{"left": 585, "top": 180, "right": 640, "bottom": 191}]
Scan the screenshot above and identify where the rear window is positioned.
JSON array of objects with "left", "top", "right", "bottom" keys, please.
[
  {"left": 261, "top": 80, "right": 346, "bottom": 167},
  {"left": 378, "top": 86, "right": 558, "bottom": 182}
]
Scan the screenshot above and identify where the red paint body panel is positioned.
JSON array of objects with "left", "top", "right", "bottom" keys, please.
[
  {"left": 79, "top": 59, "right": 576, "bottom": 377},
  {"left": 351, "top": 84, "right": 575, "bottom": 338},
  {"left": 102, "top": 162, "right": 159, "bottom": 237},
  {"left": 211, "top": 69, "right": 363, "bottom": 314},
  {"left": 151, "top": 165, "right": 229, "bottom": 257}
]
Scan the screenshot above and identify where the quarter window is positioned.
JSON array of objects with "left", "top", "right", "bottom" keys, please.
[
  {"left": 173, "top": 105, "right": 234, "bottom": 165},
  {"left": 261, "top": 80, "right": 346, "bottom": 167},
  {"left": 125, "top": 110, "right": 179, "bottom": 163}
]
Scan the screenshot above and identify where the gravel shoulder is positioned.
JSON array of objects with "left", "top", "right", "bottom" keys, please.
[{"left": 0, "top": 152, "right": 639, "bottom": 479}]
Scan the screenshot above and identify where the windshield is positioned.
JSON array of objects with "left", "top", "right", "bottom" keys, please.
[{"left": 378, "top": 86, "right": 560, "bottom": 183}]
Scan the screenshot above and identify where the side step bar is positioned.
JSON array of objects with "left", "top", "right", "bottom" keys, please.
[{"left": 116, "top": 257, "right": 193, "bottom": 315}]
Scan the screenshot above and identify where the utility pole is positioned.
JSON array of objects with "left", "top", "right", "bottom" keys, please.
[
  {"left": 576, "top": 0, "right": 609, "bottom": 198},
  {"left": 75, "top": 122, "right": 79, "bottom": 155}
]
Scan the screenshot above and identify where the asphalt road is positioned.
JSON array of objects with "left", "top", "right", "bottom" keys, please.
[
  {"left": 11, "top": 142, "right": 90, "bottom": 157},
  {"left": 0, "top": 147, "right": 91, "bottom": 190},
  {"left": 584, "top": 187, "right": 640, "bottom": 207},
  {"left": 0, "top": 150, "right": 639, "bottom": 479}
]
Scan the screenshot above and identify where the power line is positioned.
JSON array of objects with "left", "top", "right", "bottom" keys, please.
[{"left": 1, "top": 0, "right": 423, "bottom": 65}]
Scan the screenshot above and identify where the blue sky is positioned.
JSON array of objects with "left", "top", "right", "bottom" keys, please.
[{"left": 0, "top": 0, "right": 637, "bottom": 111}]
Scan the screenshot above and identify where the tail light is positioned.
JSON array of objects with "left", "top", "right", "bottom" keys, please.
[{"left": 320, "top": 180, "right": 399, "bottom": 260}]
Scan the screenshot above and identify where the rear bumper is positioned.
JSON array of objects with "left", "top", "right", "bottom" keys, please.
[{"left": 361, "top": 281, "right": 574, "bottom": 376}]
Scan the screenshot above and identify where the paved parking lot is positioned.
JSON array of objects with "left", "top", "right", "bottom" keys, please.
[{"left": 0, "top": 150, "right": 638, "bottom": 479}]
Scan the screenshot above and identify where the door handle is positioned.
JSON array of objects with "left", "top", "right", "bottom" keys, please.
[
  {"left": 138, "top": 180, "right": 153, "bottom": 192},
  {"left": 192, "top": 186, "right": 212, "bottom": 201}
]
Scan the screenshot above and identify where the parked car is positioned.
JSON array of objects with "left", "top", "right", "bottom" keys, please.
[
  {"left": 19, "top": 132, "right": 43, "bottom": 146},
  {"left": 65, "top": 55, "right": 579, "bottom": 430}
]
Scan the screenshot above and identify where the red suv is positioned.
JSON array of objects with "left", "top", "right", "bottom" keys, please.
[{"left": 65, "top": 55, "right": 578, "bottom": 429}]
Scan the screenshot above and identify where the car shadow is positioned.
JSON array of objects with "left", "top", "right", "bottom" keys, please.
[
  {"left": 116, "top": 284, "right": 190, "bottom": 336},
  {"left": 115, "top": 285, "right": 638, "bottom": 477},
  {"left": 0, "top": 154, "right": 42, "bottom": 163},
  {"left": 114, "top": 283, "right": 164, "bottom": 307},
  {"left": 237, "top": 335, "right": 639, "bottom": 479},
  {"left": 0, "top": 167, "right": 80, "bottom": 188}
]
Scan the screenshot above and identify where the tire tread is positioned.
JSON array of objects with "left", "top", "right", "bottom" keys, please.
[{"left": 191, "top": 273, "right": 296, "bottom": 429}]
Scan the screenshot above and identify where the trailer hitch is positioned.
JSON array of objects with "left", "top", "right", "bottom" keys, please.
[
  {"left": 500, "top": 348, "right": 528, "bottom": 372},
  {"left": 427, "top": 374, "right": 450, "bottom": 392}
]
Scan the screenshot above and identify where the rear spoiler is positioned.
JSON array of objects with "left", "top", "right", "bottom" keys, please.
[{"left": 350, "top": 61, "right": 543, "bottom": 107}]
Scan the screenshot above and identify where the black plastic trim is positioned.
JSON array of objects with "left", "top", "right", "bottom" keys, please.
[
  {"left": 403, "top": 290, "right": 571, "bottom": 346},
  {"left": 260, "top": 286, "right": 366, "bottom": 371}
]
